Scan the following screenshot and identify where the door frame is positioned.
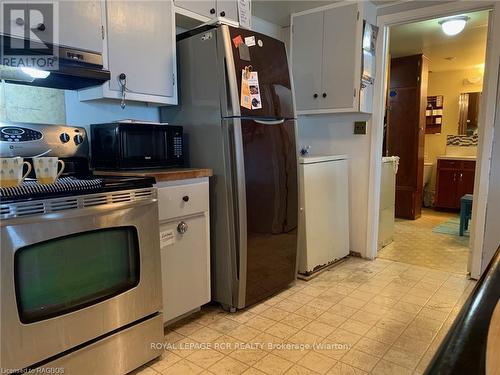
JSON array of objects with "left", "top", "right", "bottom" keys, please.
[{"left": 366, "top": 1, "right": 500, "bottom": 279}]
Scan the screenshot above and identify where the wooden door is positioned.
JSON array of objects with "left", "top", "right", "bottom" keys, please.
[
  {"left": 160, "top": 214, "right": 210, "bottom": 322},
  {"left": 386, "top": 55, "right": 427, "bottom": 219},
  {"left": 217, "top": 0, "right": 238, "bottom": 21},
  {"left": 291, "top": 11, "right": 324, "bottom": 111},
  {"left": 458, "top": 170, "right": 475, "bottom": 199},
  {"left": 321, "top": 3, "right": 359, "bottom": 111},
  {"left": 59, "top": 1, "right": 102, "bottom": 53},
  {"left": 106, "top": 0, "right": 175, "bottom": 98},
  {"left": 174, "top": 0, "right": 216, "bottom": 18},
  {"left": 436, "top": 169, "right": 458, "bottom": 209}
]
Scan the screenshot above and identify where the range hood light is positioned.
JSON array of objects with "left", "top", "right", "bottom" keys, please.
[
  {"left": 439, "top": 16, "right": 470, "bottom": 36},
  {"left": 20, "top": 67, "right": 51, "bottom": 79}
]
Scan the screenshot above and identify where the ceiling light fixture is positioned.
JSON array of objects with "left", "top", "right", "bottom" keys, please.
[{"left": 439, "top": 16, "right": 470, "bottom": 36}]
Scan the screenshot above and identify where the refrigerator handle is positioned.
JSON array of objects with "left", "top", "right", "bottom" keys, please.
[{"left": 253, "top": 119, "right": 285, "bottom": 126}]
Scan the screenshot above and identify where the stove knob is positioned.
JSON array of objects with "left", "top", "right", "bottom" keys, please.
[
  {"left": 74, "top": 134, "right": 84, "bottom": 145},
  {"left": 60, "top": 133, "right": 70, "bottom": 143}
]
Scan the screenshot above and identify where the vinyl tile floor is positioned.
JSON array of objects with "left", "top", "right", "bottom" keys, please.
[
  {"left": 131, "top": 256, "right": 475, "bottom": 375},
  {"left": 378, "top": 209, "right": 470, "bottom": 275}
]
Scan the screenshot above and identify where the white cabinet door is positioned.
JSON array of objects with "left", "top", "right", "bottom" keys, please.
[
  {"left": 106, "top": 0, "right": 175, "bottom": 98},
  {"left": 160, "top": 213, "right": 210, "bottom": 322},
  {"left": 217, "top": 0, "right": 238, "bottom": 21},
  {"left": 291, "top": 11, "right": 324, "bottom": 112},
  {"left": 321, "top": 3, "right": 360, "bottom": 111},
  {"left": 59, "top": 1, "right": 102, "bottom": 52},
  {"left": 174, "top": 0, "right": 216, "bottom": 18}
]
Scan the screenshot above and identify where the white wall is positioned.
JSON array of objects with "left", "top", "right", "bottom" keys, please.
[
  {"left": 64, "top": 91, "right": 160, "bottom": 134},
  {"left": 298, "top": 114, "right": 372, "bottom": 255},
  {"left": 252, "top": 16, "right": 285, "bottom": 41}
]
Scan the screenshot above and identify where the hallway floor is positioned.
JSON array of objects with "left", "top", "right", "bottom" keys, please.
[
  {"left": 133, "top": 257, "right": 475, "bottom": 375},
  {"left": 378, "top": 209, "right": 470, "bottom": 275}
]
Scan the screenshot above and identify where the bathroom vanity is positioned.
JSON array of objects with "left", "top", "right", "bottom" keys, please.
[{"left": 435, "top": 156, "right": 476, "bottom": 209}]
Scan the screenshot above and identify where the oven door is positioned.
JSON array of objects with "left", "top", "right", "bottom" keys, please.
[
  {"left": 1, "top": 192, "right": 162, "bottom": 370},
  {"left": 119, "top": 126, "right": 169, "bottom": 168}
]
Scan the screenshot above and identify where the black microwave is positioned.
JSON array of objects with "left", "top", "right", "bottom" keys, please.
[{"left": 91, "top": 123, "right": 184, "bottom": 170}]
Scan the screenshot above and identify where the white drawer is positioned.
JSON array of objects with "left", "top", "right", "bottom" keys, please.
[{"left": 157, "top": 179, "right": 209, "bottom": 222}]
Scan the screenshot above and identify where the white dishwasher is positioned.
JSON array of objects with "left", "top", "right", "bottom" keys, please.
[
  {"left": 298, "top": 155, "right": 350, "bottom": 276},
  {"left": 156, "top": 177, "right": 211, "bottom": 323}
]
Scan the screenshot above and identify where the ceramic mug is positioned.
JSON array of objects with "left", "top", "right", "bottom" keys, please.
[
  {"left": 0, "top": 157, "right": 32, "bottom": 187},
  {"left": 33, "top": 157, "right": 65, "bottom": 184}
]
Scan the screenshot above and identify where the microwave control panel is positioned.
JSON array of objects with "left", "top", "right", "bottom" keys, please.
[{"left": 0, "top": 123, "right": 88, "bottom": 158}]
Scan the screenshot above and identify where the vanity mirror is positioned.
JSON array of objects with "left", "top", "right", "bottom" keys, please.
[{"left": 458, "top": 92, "right": 481, "bottom": 135}]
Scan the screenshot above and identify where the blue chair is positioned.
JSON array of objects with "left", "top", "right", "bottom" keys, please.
[{"left": 459, "top": 194, "right": 473, "bottom": 236}]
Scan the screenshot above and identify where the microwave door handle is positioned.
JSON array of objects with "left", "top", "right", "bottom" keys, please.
[{"left": 253, "top": 119, "right": 285, "bottom": 126}]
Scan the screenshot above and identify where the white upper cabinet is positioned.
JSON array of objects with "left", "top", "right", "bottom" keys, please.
[
  {"left": 58, "top": 1, "right": 102, "bottom": 53},
  {"left": 216, "top": 0, "right": 238, "bottom": 21},
  {"left": 174, "top": 0, "right": 240, "bottom": 23},
  {"left": 4, "top": 0, "right": 102, "bottom": 53},
  {"left": 174, "top": 0, "right": 217, "bottom": 18},
  {"left": 291, "top": 1, "right": 376, "bottom": 114},
  {"left": 79, "top": 0, "right": 177, "bottom": 106},
  {"left": 291, "top": 11, "right": 324, "bottom": 111}
]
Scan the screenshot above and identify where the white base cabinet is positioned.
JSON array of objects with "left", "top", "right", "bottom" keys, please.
[
  {"left": 298, "top": 156, "right": 350, "bottom": 275},
  {"left": 156, "top": 178, "right": 210, "bottom": 323}
]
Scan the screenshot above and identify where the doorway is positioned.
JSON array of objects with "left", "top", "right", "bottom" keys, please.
[{"left": 369, "top": 4, "right": 499, "bottom": 277}]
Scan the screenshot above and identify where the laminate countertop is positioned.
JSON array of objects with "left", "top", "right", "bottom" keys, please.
[{"left": 94, "top": 168, "right": 213, "bottom": 182}]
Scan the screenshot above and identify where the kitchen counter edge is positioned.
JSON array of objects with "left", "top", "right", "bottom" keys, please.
[{"left": 94, "top": 168, "right": 213, "bottom": 183}]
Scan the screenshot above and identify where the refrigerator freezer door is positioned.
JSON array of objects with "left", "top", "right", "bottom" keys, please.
[
  {"left": 239, "top": 118, "right": 298, "bottom": 307},
  {"left": 226, "top": 27, "right": 295, "bottom": 119}
]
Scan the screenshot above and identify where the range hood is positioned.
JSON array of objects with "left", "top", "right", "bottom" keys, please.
[{"left": 0, "top": 36, "right": 110, "bottom": 90}]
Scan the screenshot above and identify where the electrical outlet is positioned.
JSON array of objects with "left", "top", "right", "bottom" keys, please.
[{"left": 354, "top": 121, "right": 367, "bottom": 135}]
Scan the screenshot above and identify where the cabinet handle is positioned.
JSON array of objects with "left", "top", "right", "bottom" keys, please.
[
  {"left": 322, "top": 93, "right": 327, "bottom": 98},
  {"left": 15, "top": 17, "right": 25, "bottom": 26},
  {"left": 177, "top": 221, "right": 188, "bottom": 234},
  {"left": 453, "top": 173, "right": 456, "bottom": 183},
  {"left": 182, "top": 195, "right": 189, "bottom": 202},
  {"left": 210, "top": 8, "right": 216, "bottom": 14},
  {"left": 313, "top": 93, "right": 318, "bottom": 98},
  {"left": 37, "top": 23, "right": 46, "bottom": 31},
  {"left": 220, "top": 11, "right": 225, "bottom": 17},
  {"left": 460, "top": 172, "right": 463, "bottom": 182}
]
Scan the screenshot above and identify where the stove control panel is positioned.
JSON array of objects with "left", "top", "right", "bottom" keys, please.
[{"left": 0, "top": 122, "right": 89, "bottom": 158}]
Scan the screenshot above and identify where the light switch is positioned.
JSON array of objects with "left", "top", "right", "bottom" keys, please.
[{"left": 354, "top": 121, "right": 367, "bottom": 135}]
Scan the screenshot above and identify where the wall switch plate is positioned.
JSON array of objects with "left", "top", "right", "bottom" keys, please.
[{"left": 354, "top": 121, "right": 367, "bottom": 135}]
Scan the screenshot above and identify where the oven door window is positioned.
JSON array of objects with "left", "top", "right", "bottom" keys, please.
[
  {"left": 14, "top": 227, "right": 140, "bottom": 323},
  {"left": 121, "top": 128, "right": 167, "bottom": 164}
]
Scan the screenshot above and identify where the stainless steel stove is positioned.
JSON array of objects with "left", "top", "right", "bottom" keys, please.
[{"left": 0, "top": 122, "right": 163, "bottom": 374}]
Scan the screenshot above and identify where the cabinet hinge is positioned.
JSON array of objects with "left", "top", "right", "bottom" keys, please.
[
  {"left": 173, "top": 73, "right": 175, "bottom": 86},
  {"left": 101, "top": 25, "right": 105, "bottom": 40},
  {"left": 357, "top": 11, "right": 359, "bottom": 20},
  {"left": 354, "top": 88, "right": 356, "bottom": 98}
]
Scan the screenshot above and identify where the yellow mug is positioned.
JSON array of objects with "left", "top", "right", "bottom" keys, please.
[
  {"left": 0, "top": 157, "right": 32, "bottom": 187},
  {"left": 33, "top": 157, "right": 65, "bottom": 184}
]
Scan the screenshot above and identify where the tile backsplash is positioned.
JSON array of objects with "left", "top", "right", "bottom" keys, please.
[
  {"left": 446, "top": 134, "right": 478, "bottom": 147},
  {"left": 0, "top": 82, "right": 66, "bottom": 124}
]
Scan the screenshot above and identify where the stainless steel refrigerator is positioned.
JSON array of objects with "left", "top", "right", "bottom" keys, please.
[{"left": 161, "top": 25, "right": 298, "bottom": 311}]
